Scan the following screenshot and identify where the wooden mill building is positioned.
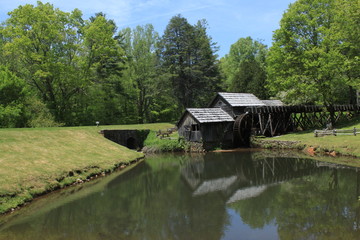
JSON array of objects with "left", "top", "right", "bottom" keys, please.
[
  {"left": 177, "top": 108, "right": 234, "bottom": 149},
  {"left": 178, "top": 92, "right": 359, "bottom": 150},
  {"left": 177, "top": 92, "right": 282, "bottom": 149}
]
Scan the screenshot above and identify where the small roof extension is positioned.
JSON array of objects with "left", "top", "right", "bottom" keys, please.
[
  {"left": 212, "top": 92, "right": 266, "bottom": 107},
  {"left": 181, "top": 108, "right": 234, "bottom": 125},
  {"left": 261, "top": 100, "right": 284, "bottom": 106}
]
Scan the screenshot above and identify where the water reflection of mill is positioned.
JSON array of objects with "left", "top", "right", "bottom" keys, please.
[{"left": 181, "top": 152, "right": 360, "bottom": 204}]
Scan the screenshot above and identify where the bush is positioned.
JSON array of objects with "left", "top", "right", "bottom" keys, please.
[
  {"left": 143, "top": 131, "right": 185, "bottom": 152},
  {"left": 25, "top": 96, "right": 64, "bottom": 127}
]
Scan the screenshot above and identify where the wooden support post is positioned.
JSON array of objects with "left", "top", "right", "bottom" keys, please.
[{"left": 354, "top": 127, "right": 357, "bottom": 136}]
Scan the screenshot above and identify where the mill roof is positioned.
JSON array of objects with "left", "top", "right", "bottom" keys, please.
[
  {"left": 261, "top": 100, "right": 284, "bottom": 106},
  {"left": 214, "top": 92, "right": 266, "bottom": 107},
  {"left": 186, "top": 108, "right": 234, "bottom": 123}
]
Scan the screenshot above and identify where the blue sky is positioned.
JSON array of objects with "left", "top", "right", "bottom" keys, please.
[{"left": 0, "top": 0, "right": 296, "bottom": 58}]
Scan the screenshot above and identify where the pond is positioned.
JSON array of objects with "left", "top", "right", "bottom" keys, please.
[{"left": 0, "top": 151, "right": 360, "bottom": 240}]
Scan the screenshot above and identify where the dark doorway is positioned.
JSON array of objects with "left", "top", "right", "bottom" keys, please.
[{"left": 126, "top": 137, "right": 137, "bottom": 149}]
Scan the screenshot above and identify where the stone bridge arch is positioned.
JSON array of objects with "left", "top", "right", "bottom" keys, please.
[{"left": 101, "top": 130, "right": 150, "bottom": 150}]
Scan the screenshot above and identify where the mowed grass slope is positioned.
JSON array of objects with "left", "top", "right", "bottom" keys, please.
[
  {"left": 264, "top": 118, "right": 360, "bottom": 157},
  {"left": 0, "top": 123, "right": 174, "bottom": 214}
]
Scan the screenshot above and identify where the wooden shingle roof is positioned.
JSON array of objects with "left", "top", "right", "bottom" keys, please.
[
  {"left": 217, "top": 92, "right": 265, "bottom": 107},
  {"left": 261, "top": 100, "right": 284, "bottom": 106},
  {"left": 187, "top": 108, "right": 234, "bottom": 123}
]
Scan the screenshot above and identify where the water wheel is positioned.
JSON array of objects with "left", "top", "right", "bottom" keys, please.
[{"left": 233, "top": 113, "right": 252, "bottom": 147}]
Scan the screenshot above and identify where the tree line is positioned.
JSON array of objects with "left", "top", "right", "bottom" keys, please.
[{"left": 0, "top": 0, "right": 358, "bottom": 127}]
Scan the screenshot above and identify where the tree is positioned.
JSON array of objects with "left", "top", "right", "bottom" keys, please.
[
  {"left": 120, "top": 24, "right": 160, "bottom": 123},
  {"left": 0, "top": 66, "right": 27, "bottom": 127},
  {"left": 77, "top": 12, "right": 128, "bottom": 125},
  {"left": 220, "top": 37, "right": 268, "bottom": 99},
  {"left": 331, "top": 0, "right": 360, "bottom": 103},
  {"left": 1, "top": 3, "right": 128, "bottom": 126},
  {"left": 83, "top": 12, "right": 125, "bottom": 81},
  {"left": 266, "top": 0, "right": 350, "bottom": 113},
  {"left": 1, "top": 2, "right": 85, "bottom": 124},
  {"left": 159, "top": 15, "right": 221, "bottom": 111}
]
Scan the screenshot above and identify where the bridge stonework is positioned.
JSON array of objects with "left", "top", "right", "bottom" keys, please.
[{"left": 101, "top": 129, "right": 150, "bottom": 150}]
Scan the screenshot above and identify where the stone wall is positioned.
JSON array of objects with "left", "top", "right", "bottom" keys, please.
[{"left": 102, "top": 130, "right": 150, "bottom": 150}]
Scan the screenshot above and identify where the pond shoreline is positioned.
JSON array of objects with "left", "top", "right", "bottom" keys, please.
[
  {"left": 1, "top": 156, "right": 145, "bottom": 216},
  {"left": 251, "top": 137, "right": 359, "bottom": 158}
]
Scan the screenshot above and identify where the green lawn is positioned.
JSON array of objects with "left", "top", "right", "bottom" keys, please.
[
  {"left": 0, "top": 123, "right": 173, "bottom": 214},
  {"left": 261, "top": 117, "right": 360, "bottom": 158}
]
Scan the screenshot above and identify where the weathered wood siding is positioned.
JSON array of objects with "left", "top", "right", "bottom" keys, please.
[
  {"left": 233, "top": 107, "right": 246, "bottom": 116},
  {"left": 201, "top": 123, "right": 223, "bottom": 142},
  {"left": 211, "top": 97, "right": 234, "bottom": 117},
  {"left": 210, "top": 96, "right": 247, "bottom": 117},
  {"left": 178, "top": 112, "right": 234, "bottom": 148},
  {"left": 201, "top": 122, "right": 234, "bottom": 149},
  {"left": 178, "top": 113, "right": 202, "bottom": 142}
]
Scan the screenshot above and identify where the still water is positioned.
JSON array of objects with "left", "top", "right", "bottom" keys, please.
[{"left": 0, "top": 151, "right": 360, "bottom": 240}]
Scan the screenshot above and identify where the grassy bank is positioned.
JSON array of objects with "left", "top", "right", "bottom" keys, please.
[
  {"left": 143, "top": 131, "right": 186, "bottom": 153},
  {"left": 254, "top": 117, "right": 360, "bottom": 158},
  {"left": 0, "top": 123, "right": 173, "bottom": 214}
]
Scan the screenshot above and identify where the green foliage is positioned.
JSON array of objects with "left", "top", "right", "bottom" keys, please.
[
  {"left": 0, "top": 66, "right": 27, "bottom": 127},
  {"left": 24, "top": 96, "right": 63, "bottom": 127},
  {"left": 120, "top": 24, "right": 160, "bottom": 123},
  {"left": 221, "top": 37, "right": 268, "bottom": 99},
  {"left": 1, "top": 2, "right": 87, "bottom": 123},
  {"left": 266, "top": 0, "right": 358, "bottom": 107},
  {"left": 159, "top": 15, "right": 221, "bottom": 111},
  {"left": 331, "top": 0, "right": 360, "bottom": 93},
  {"left": 143, "top": 131, "right": 185, "bottom": 152},
  {"left": 0, "top": 1, "right": 358, "bottom": 128}
]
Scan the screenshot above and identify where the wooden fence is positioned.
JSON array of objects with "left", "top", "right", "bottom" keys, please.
[{"left": 314, "top": 128, "right": 359, "bottom": 137}]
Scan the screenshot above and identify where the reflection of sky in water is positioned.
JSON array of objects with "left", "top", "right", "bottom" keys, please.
[
  {"left": 223, "top": 208, "right": 278, "bottom": 240},
  {"left": 1, "top": 152, "right": 360, "bottom": 240}
]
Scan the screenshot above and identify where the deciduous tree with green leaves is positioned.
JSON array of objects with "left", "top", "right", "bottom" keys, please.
[
  {"left": 1, "top": 2, "right": 85, "bottom": 124},
  {"left": 220, "top": 37, "right": 268, "bottom": 99},
  {"left": 331, "top": 0, "right": 360, "bottom": 102},
  {"left": 266, "top": 0, "right": 356, "bottom": 124},
  {"left": 120, "top": 24, "right": 160, "bottom": 123},
  {"left": 0, "top": 66, "right": 27, "bottom": 127}
]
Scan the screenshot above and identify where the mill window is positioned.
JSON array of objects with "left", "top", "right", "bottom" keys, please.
[{"left": 191, "top": 124, "right": 200, "bottom": 131}]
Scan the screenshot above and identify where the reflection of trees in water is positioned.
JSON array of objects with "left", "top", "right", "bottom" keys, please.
[
  {"left": 1, "top": 153, "right": 360, "bottom": 240},
  {"left": 0, "top": 154, "right": 229, "bottom": 240},
  {"left": 229, "top": 168, "right": 360, "bottom": 239},
  {"left": 182, "top": 152, "right": 360, "bottom": 239}
]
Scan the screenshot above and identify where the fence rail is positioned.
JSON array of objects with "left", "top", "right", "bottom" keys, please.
[{"left": 314, "top": 128, "right": 359, "bottom": 137}]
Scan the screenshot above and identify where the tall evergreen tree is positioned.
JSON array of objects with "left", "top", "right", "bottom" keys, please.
[
  {"left": 78, "top": 12, "right": 127, "bottom": 125},
  {"left": 159, "top": 15, "right": 220, "bottom": 111}
]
